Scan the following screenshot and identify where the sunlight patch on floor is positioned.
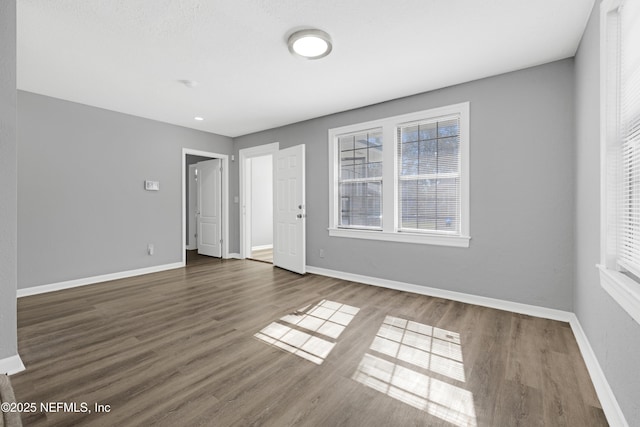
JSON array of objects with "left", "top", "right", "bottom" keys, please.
[
  {"left": 353, "top": 316, "right": 476, "bottom": 427},
  {"left": 255, "top": 300, "right": 360, "bottom": 364}
]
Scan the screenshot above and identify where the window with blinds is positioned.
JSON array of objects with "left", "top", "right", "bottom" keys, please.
[
  {"left": 618, "top": 0, "right": 640, "bottom": 278},
  {"left": 338, "top": 129, "right": 383, "bottom": 229},
  {"left": 604, "top": 0, "right": 640, "bottom": 278},
  {"left": 600, "top": 0, "right": 640, "bottom": 325},
  {"left": 328, "top": 102, "right": 469, "bottom": 247},
  {"left": 397, "top": 116, "right": 460, "bottom": 234}
]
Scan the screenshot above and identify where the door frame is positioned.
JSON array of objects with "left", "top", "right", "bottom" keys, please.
[
  {"left": 182, "top": 148, "right": 229, "bottom": 265},
  {"left": 239, "top": 142, "right": 279, "bottom": 259},
  {"left": 186, "top": 164, "right": 197, "bottom": 250}
]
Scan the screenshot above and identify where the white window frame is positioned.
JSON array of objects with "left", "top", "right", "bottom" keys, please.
[
  {"left": 598, "top": 0, "right": 640, "bottom": 325},
  {"left": 328, "top": 102, "right": 470, "bottom": 248}
]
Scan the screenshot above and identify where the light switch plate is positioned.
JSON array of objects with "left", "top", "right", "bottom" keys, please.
[{"left": 145, "top": 180, "right": 160, "bottom": 191}]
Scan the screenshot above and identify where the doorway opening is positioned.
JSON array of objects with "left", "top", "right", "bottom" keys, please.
[
  {"left": 182, "top": 149, "right": 229, "bottom": 266},
  {"left": 247, "top": 154, "right": 274, "bottom": 263},
  {"left": 240, "top": 142, "right": 306, "bottom": 274},
  {"left": 240, "top": 143, "right": 278, "bottom": 263}
]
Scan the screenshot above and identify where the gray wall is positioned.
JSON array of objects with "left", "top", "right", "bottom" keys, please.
[
  {"left": 17, "top": 91, "right": 233, "bottom": 289},
  {"left": 0, "top": 0, "right": 18, "bottom": 361},
  {"left": 574, "top": 3, "right": 640, "bottom": 424},
  {"left": 232, "top": 59, "right": 576, "bottom": 310},
  {"left": 250, "top": 155, "right": 273, "bottom": 248}
]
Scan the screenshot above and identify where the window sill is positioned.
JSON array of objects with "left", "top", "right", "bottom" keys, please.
[
  {"left": 597, "top": 264, "right": 640, "bottom": 325},
  {"left": 328, "top": 228, "right": 470, "bottom": 248}
]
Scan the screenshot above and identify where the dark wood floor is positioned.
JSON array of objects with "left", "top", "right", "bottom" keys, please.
[
  {"left": 12, "top": 257, "right": 607, "bottom": 426},
  {"left": 185, "top": 249, "right": 220, "bottom": 266}
]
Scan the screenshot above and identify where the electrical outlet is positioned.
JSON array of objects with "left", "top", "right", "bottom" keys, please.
[
  {"left": 148, "top": 244, "right": 154, "bottom": 255},
  {"left": 319, "top": 249, "right": 325, "bottom": 258}
]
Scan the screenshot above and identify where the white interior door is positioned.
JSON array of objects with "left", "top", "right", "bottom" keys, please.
[
  {"left": 197, "top": 159, "right": 222, "bottom": 257},
  {"left": 274, "top": 144, "right": 305, "bottom": 274}
]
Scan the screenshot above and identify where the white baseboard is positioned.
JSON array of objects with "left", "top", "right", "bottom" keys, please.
[
  {"left": 306, "top": 266, "right": 572, "bottom": 322},
  {"left": 17, "top": 262, "right": 184, "bottom": 298},
  {"left": 569, "top": 315, "right": 629, "bottom": 427},
  {"left": 228, "top": 253, "right": 242, "bottom": 259},
  {"left": 251, "top": 244, "right": 273, "bottom": 251},
  {"left": 0, "top": 354, "right": 25, "bottom": 375},
  {"left": 186, "top": 244, "right": 197, "bottom": 250},
  {"left": 306, "top": 264, "right": 627, "bottom": 426}
]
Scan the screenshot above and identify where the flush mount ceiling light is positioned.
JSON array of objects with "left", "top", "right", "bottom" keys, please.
[
  {"left": 288, "top": 29, "right": 332, "bottom": 60},
  {"left": 194, "top": 116, "right": 204, "bottom": 121}
]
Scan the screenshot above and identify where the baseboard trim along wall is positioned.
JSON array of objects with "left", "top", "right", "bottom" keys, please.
[
  {"left": 306, "top": 266, "right": 572, "bottom": 321},
  {"left": 305, "top": 265, "right": 628, "bottom": 427},
  {"left": 251, "top": 244, "right": 273, "bottom": 251},
  {"left": 17, "top": 262, "right": 184, "bottom": 298},
  {"left": 0, "top": 354, "right": 25, "bottom": 375},
  {"left": 228, "top": 253, "right": 242, "bottom": 259},
  {"left": 568, "top": 315, "right": 629, "bottom": 427}
]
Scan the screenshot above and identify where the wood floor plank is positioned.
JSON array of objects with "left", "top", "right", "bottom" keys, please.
[
  {"left": 493, "top": 379, "right": 544, "bottom": 426},
  {"left": 505, "top": 315, "right": 544, "bottom": 390},
  {"left": 11, "top": 255, "right": 607, "bottom": 426}
]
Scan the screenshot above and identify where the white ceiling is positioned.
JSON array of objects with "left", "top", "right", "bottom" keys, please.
[{"left": 17, "top": 0, "right": 594, "bottom": 137}]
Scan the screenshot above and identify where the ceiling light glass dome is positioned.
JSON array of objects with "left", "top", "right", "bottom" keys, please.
[{"left": 288, "top": 29, "right": 332, "bottom": 60}]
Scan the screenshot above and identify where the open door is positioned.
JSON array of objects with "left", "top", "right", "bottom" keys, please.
[
  {"left": 274, "top": 144, "right": 306, "bottom": 274},
  {"left": 197, "top": 159, "right": 222, "bottom": 257}
]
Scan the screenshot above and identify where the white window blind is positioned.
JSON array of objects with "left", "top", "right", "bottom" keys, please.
[
  {"left": 337, "top": 129, "right": 383, "bottom": 229},
  {"left": 397, "top": 116, "right": 461, "bottom": 234},
  {"left": 618, "top": 0, "right": 640, "bottom": 278},
  {"left": 599, "top": 0, "right": 640, "bottom": 326}
]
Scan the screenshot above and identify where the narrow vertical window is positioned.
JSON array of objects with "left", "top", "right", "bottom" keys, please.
[
  {"left": 338, "top": 129, "right": 383, "bottom": 229},
  {"left": 397, "top": 116, "right": 460, "bottom": 234},
  {"left": 618, "top": 0, "right": 640, "bottom": 278},
  {"left": 598, "top": 0, "right": 640, "bottom": 325}
]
